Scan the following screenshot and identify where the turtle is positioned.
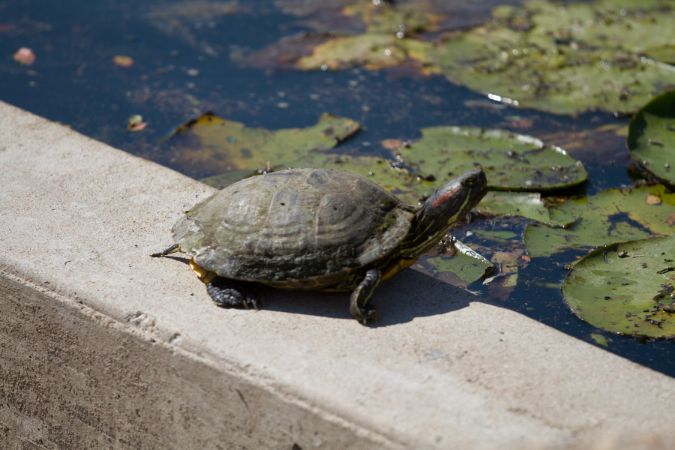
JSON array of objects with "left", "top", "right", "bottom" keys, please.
[{"left": 152, "top": 168, "right": 487, "bottom": 324}]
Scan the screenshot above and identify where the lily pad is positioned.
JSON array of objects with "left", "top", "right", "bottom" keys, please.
[
  {"left": 425, "top": 239, "right": 494, "bottom": 288},
  {"left": 628, "top": 90, "right": 675, "bottom": 188},
  {"left": 432, "top": 0, "right": 675, "bottom": 115},
  {"left": 525, "top": 185, "right": 675, "bottom": 257},
  {"left": 562, "top": 235, "right": 675, "bottom": 339},
  {"left": 398, "top": 126, "right": 587, "bottom": 192},
  {"left": 478, "top": 191, "right": 576, "bottom": 227},
  {"left": 167, "top": 112, "right": 360, "bottom": 177},
  {"left": 297, "top": 33, "right": 434, "bottom": 71}
]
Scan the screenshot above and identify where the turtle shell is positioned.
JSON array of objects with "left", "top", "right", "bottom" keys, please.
[{"left": 172, "top": 168, "right": 415, "bottom": 288}]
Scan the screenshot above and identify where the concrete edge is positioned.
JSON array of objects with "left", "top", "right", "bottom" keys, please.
[{"left": 1, "top": 267, "right": 401, "bottom": 449}]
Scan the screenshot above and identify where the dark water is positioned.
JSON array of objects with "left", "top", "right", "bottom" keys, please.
[{"left": 1, "top": 0, "right": 672, "bottom": 375}]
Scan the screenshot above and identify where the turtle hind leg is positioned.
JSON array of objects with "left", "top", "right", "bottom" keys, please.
[
  {"left": 207, "top": 277, "right": 260, "bottom": 310},
  {"left": 349, "top": 269, "right": 381, "bottom": 325}
]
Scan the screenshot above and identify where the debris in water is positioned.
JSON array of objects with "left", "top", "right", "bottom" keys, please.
[
  {"left": 13, "top": 47, "right": 36, "bottom": 65},
  {"left": 113, "top": 55, "right": 134, "bottom": 68},
  {"left": 127, "top": 114, "right": 147, "bottom": 132}
]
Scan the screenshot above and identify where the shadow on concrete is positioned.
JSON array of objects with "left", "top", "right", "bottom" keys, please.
[
  {"left": 158, "top": 255, "right": 475, "bottom": 326},
  {"left": 262, "top": 269, "right": 474, "bottom": 327}
]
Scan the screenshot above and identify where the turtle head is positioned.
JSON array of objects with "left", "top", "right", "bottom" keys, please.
[{"left": 401, "top": 169, "right": 487, "bottom": 257}]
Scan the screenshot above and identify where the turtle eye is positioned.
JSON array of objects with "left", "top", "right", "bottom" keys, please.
[{"left": 462, "top": 177, "right": 477, "bottom": 187}]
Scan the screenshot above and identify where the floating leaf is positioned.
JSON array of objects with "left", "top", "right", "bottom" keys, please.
[
  {"left": 167, "top": 112, "right": 360, "bottom": 178},
  {"left": 425, "top": 239, "right": 494, "bottom": 288},
  {"left": 297, "top": 33, "right": 434, "bottom": 71},
  {"left": 525, "top": 185, "right": 675, "bottom": 257},
  {"left": 562, "top": 235, "right": 675, "bottom": 339},
  {"left": 399, "top": 126, "right": 587, "bottom": 191},
  {"left": 477, "top": 191, "right": 576, "bottom": 227},
  {"left": 432, "top": 0, "right": 675, "bottom": 115},
  {"left": 628, "top": 90, "right": 675, "bottom": 188}
]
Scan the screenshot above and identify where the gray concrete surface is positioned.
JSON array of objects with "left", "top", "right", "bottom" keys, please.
[{"left": 1, "top": 101, "right": 674, "bottom": 449}]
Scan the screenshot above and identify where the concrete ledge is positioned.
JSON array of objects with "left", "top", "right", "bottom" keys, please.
[
  {"left": 0, "top": 273, "right": 382, "bottom": 449},
  {"left": 1, "top": 101, "right": 674, "bottom": 449}
]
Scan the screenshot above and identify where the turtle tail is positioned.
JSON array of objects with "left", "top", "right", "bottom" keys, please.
[{"left": 150, "top": 243, "right": 179, "bottom": 257}]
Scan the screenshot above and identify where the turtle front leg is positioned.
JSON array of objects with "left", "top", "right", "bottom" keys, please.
[
  {"left": 207, "top": 277, "right": 260, "bottom": 310},
  {"left": 349, "top": 269, "right": 381, "bottom": 325}
]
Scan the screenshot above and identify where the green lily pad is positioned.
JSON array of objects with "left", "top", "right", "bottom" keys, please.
[
  {"left": 525, "top": 185, "right": 675, "bottom": 257},
  {"left": 628, "top": 90, "right": 675, "bottom": 188},
  {"left": 167, "top": 112, "right": 361, "bottom": 177},
  {"left": 425, "top": 239, "right": 494, "bottom": 288},
  {"left": 399, "top": 126, "right": 587, "bottom": 192},
  {"left": 562, "top": 235, "right": 675, "bottom": 339},
  {"left": 297, "top": 33, "right": 434, "bottom": 71},
  {"left": 478, "top": 191, "right": 576, "bottom": 227},
  {"left": 432, "top": 0, "right": 675, "bottom": 115}
]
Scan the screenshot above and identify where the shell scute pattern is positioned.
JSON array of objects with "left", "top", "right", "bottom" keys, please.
[{"left": 173, "top": 169, "right": 414, "bottom": 283}]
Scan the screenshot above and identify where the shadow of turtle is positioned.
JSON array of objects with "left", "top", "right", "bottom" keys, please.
[{"left": 261, "top": 268, "right": 475, "bottom": 327}]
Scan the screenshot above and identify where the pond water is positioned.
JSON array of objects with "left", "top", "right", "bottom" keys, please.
[{"left": 1, "top": 0, "right": 673, "bottom": 376}]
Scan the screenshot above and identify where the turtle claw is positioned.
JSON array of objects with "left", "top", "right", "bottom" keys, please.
[
  {"left": 206, "top": 278, "right": 260, "bottom": 310},
  {"left": 356, "top": 306, "right": 378, "bottom": 326}
]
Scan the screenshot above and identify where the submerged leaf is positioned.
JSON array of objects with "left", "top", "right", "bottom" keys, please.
[
  {"left": 628, "top": 90, "right": 675, "bottom": 188},
  {"left": 398, "top": 126, "right": 587, "bottom": 191},
  {"left": 525, "top": 185, "right": 675, "bottom": 257},
  {"left": 563, "top": 235, "right": 675, "bottom": 339}
]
